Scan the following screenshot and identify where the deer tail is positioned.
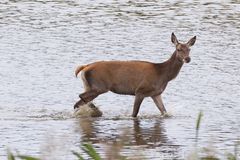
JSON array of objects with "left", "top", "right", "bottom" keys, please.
[{"left": 75, "top": 65, "right": 86, "bottom": 77}]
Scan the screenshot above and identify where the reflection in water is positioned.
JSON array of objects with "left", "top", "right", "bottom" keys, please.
[
  {"left": 77, "top": 117, "right": 99, "bottom": 143},
  {"left": 132, "top": 119, "right": 166, "bottom": 146},
  {"left": 0, "top": 0, "right": 239, "bottom": 159},
  {"left": 76, "top": 118, "right": 181, "bottom": 159}
]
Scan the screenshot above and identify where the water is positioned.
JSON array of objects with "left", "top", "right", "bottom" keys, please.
[{"left": 0, "top": 0, "right": 239, "bottom": 159}]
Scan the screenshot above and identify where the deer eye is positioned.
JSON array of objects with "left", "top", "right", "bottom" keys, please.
[{"left": 177, "top": 49, "right": 181, "bottom": 52}]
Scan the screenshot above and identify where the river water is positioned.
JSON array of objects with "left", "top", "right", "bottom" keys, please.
[{"left": 0, "top": 0, "right": 239, "bottom": 159}]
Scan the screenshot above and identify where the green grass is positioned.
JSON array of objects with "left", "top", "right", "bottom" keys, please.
[
  {"left": 7, "top": 150, "right": 40, "bottom": 160},
  {"left": 195, "top": 110, "right": 203, "bottom": 142},
  {"left": 79, "top": 143, "right": 101, "bottom": 160},
  {"left": 7, "top": 111, "right": 239, "bottom": 160},
  {"left": 8, "top": 143, "right": 103, "bottom": 160},
  {"left": 192, "top": 111, "right": 238, "bottom": 160}
]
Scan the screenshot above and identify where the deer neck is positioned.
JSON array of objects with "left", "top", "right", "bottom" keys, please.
[{"left": 164, "top": 51, "right": 183, "bottom": 81}]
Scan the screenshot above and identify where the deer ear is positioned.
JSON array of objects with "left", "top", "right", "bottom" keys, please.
[
  {"left": 187, "top": 36, "right": 196, "bottom": 47},
  {"left": 171, "top": 32, "right": 179, "bottom": 45}
]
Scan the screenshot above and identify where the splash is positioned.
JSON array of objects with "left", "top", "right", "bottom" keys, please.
[
  {"left": 27, "top": 111, "right": 74, "bottom": 120},
  {"left": 74, "top": 103, "right": 103, "bottom": 118}
]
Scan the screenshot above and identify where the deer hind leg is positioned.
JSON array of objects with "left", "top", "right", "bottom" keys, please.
[
  {"left": 74, "top": 89, "right": 106, "bottom": 109},
  {"left": 80, "top": 89, "right": 106, "bottom": 102},
  {"left": 74, "top": 71, "right": 92, "bottom": 109},
  {"left": 151, "top": 95, "right": 167, "bottom": 115},
  {"left": 74, "top": 71, "right": 108, "bottom": 109},
  {"left": 81, "top": 71, "right": 91, "bottom": 92}
]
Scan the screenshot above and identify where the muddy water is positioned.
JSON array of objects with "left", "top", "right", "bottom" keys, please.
[{"left": 0, "top": 0, "right": 239, "bottom": 159}]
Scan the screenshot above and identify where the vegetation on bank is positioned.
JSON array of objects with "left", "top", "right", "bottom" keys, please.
[{"left": 7, "top": 112, "right": 239, "bottom": 160}]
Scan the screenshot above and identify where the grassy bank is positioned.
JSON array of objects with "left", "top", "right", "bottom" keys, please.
[{"left": 7, "top": 112, "right": 239, "bottom": 160}]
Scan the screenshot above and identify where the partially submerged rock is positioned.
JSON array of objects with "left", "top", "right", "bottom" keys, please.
[{"left": 74, "top": 103, "right": 103, "bottom": 117}]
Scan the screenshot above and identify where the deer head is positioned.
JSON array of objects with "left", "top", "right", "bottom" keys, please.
[{"left": 171, "top": 33, "right": 196, "bottom": 63}]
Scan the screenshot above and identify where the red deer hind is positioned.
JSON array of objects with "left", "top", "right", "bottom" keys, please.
[{"left": 74, "top": 33, "right": 196, "bottom": 117}]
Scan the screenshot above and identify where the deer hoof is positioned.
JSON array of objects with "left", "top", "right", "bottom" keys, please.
[
  {"left": 74, "top": 103, "right": 79, "bottom": 109},
  {"left": 73, "top": 100, "right": 85, "bottom": 109}
]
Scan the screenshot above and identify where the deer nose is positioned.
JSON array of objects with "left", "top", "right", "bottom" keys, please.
[{"left": 184, "top": 57, "right": 191, "bottom": 63}]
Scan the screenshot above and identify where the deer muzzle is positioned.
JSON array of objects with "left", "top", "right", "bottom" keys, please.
[{"left": 183, "top": 57, "right": 191, "bottom": 63}]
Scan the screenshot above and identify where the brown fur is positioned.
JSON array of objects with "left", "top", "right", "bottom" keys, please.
[
  {"left": 75, "top": 65, "right": 87, "bottom": 77},
  {"left": 74, "top": 33, "right": 196, "bottom": 117}
]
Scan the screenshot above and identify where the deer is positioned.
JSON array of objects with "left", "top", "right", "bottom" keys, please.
[{"left": 74, "top": 33, "right": 196, "bottom": 117}]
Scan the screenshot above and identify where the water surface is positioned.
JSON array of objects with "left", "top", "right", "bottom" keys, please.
[{"left": 0, "top": 0, "right": 239, "bottom": 159}]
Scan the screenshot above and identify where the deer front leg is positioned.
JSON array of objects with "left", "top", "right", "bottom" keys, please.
[
  {"left": 151, "top": 95, "right": 167, "bottom": 115},
  {"left": 132, "top": 95, "right": 144, "bottom": 117}
]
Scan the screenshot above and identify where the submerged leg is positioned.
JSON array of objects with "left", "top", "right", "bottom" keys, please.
[
  {"left": 132, "top": 95, "right": 144, "bottom": 117},
  {"left": 151, "top": 95, "right": 167, "bottom": 115}
]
